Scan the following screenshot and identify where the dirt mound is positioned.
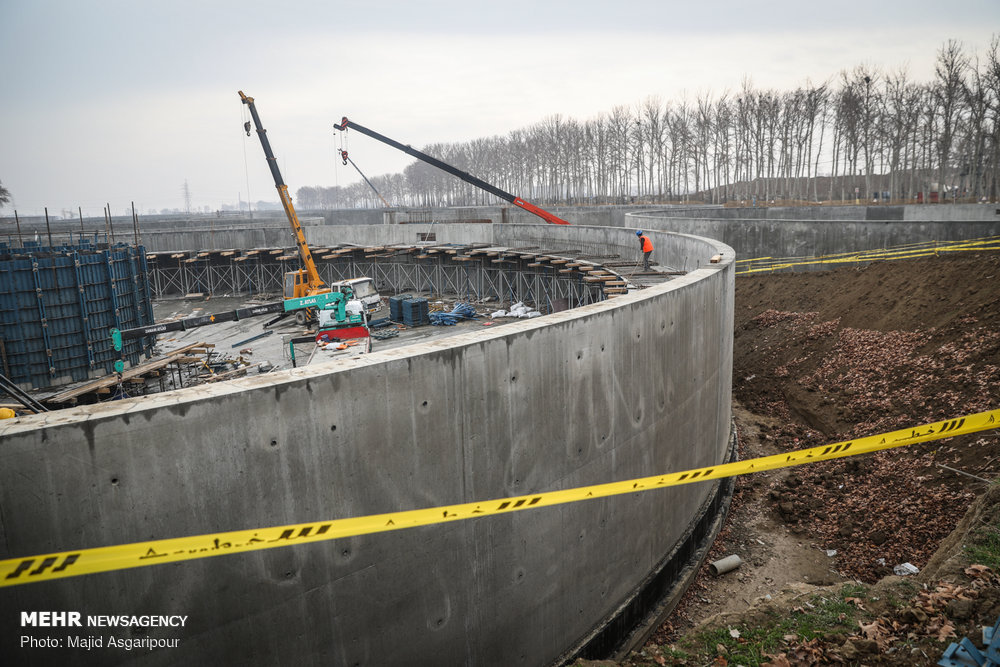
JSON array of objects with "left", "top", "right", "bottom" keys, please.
[
  {"left": 732, "top": 252, "right": 1000, "bottom": 584},
  {"left": 604, "top": 251, "right": 1000, "bottom": 666}
]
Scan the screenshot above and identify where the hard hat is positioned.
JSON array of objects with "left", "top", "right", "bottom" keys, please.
[
  {"left": 635, "top": 230, "right": 642, "bottom": 236},
  {"left": 0, "top": 408, "right": 15, "bottom": 420}
]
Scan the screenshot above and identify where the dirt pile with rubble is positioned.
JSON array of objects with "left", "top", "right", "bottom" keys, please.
[
  {"left": 732, "top": 252, "right": 1000, "bottom": 584},
  {"left": 580, "top": 251, "right": 1000, "bottom": 666}
]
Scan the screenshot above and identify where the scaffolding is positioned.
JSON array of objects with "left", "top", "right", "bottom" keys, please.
[{"left": 144, "top": 244, "right": 617, "bottom": 312}]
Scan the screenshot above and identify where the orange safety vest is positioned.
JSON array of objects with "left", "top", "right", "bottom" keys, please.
[{"left": 640, "top": 235, "right": 653, "bottom": 252}]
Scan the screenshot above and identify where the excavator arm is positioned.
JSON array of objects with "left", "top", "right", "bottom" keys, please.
[
  {"left": 334, "top": 117, "right": 570, "bottom": 225},
  {"left": 239, "top": 91, "right": 326, "bottom": 293}
]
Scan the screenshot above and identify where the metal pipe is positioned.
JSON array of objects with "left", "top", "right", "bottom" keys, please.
[
  {"left": 14, "top": 210, "right": 23, "bottom": 247},
  {"left": 44, "top": 207, "right": 53, "bottom": 246}
]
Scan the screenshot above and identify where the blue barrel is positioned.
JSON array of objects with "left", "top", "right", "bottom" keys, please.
[{"left": 0, "top": 241, "right": 155, "bottom": 390}]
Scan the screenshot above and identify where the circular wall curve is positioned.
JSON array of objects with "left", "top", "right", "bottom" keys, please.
[{"left": 0, "top": 224, "right": 735, "bottom": 666}]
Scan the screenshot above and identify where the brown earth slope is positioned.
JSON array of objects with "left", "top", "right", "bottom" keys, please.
[
  {"left": 731, "top": 252, "right": 1000, "bottom": 584},
  {"left": 579, "top": 251, "right": 1000, "bottom": 666}
]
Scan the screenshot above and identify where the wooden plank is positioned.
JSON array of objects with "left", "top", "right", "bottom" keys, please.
[
  {"left": 204, "top": 366, "right": 252, "bottom": 383},
  {"left": 48, "top": 342, "right": 209, "bottom": 403}
]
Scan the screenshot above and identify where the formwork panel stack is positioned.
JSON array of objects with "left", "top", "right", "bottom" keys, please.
[{"left": 0, "top": 240, "right": 155, "bottom": 390}]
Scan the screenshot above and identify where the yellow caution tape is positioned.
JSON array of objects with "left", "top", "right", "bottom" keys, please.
[
  {"left": 2, "top": 409, "right": 997, "bottom": 588},
  {"left": 736, "top": 235, "right": 1000, "bottom": 274}
]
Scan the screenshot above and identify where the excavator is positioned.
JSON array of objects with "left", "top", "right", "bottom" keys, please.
[{"left": 333, "top": 117, "right": 571, "bottom": 225}]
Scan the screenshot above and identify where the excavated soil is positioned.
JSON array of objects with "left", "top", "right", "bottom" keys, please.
[{"left": 580, "top": 251, "right": 1000, "bottom": 666}]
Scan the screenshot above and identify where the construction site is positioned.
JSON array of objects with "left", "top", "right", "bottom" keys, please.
[{"left": 2, "top": 94, "right": 1000, "bottom": 667}]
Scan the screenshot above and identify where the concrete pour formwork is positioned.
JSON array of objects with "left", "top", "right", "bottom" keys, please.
[{"left": 0, "top": 227, "right": 735, "bottom": 667}]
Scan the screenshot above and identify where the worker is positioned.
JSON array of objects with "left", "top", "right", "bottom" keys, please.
[{"left": 636, "top": 230, "right": 654, "bottom": 271}]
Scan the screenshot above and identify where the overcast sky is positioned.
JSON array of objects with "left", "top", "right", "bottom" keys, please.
[{"left": 1, "top": 0, "right": 998, "bottom": 217}]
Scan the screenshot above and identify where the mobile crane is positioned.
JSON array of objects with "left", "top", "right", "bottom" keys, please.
[
  {"left": 240, "top": 90, "right": 327, "bottom": 301},
  {"left": 239, "top": 92, "right": 381, "bottom": 324},
  {"left": 105, "top": 94, "right": 385, "bottom": 363},
  {"left": 333, "top": 117, "right": 571, "bottom": 225}
]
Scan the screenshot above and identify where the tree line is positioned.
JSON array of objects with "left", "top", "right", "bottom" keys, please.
[{"left": 296, "top": 37, "right": 1000, "bottom": 210}]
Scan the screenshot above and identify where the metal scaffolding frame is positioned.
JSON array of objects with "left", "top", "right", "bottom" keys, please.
[{"left": 146, "top": 247, "right": 609, "bottom": 313}]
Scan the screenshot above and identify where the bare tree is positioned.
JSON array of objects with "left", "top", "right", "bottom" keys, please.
[
  {"left": 302, "top": 36, "right": 1000, "bottom": 209},
  {"left": 934, "top": 39, "right": 970, "bottom": 200}
]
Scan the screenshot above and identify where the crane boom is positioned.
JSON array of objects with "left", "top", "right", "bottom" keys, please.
[
  {"left": 334, "top": 117, "right": 570, "bottom": 225},
  {"left": 239, "top": 91, "right": 325, "bottom": 294}
]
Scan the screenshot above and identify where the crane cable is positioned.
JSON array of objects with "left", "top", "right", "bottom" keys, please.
[
  {"left": 336, "top": 125, "right": 391, "bottom": 208},
  {"left": 240, "top": 104, "right": 253, "bottom": 216}
]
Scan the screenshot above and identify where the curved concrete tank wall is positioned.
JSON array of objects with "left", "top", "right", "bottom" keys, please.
[
  {"left": 0, "top": 226, "right": 734, "bottom": 667},
  {"left": 628, "top": 204, "right": 1000, "bottom": 260}
]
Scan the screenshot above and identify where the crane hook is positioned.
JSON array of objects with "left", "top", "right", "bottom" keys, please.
[
  {"left": 339, "top": 149, "right": 349, "bottom": 166},
  {"left": 244, "top": 121, "right": 252, "bottom": 137}
]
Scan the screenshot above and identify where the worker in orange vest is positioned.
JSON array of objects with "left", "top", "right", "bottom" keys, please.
[{"left": 636, "top": 230, "right": 653, "bottom": 271}]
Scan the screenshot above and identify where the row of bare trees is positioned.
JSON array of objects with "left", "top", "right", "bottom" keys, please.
[{"left": 297, "top": 37, "right": 1000, "bottom": 210}]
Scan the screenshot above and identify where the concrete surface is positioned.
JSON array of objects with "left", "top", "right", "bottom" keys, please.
[
  {"left": 628, "top": 207, "right": 1000, "bottom": 262},
  {"left": 0, "top": 226, "right": 735, "bottom": 667}
]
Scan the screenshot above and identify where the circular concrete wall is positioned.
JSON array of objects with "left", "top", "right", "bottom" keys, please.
[{"left": 0, "top": 224, "right": 734, "bottom": 666}]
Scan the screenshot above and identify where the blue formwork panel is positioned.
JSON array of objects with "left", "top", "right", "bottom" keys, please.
[
  {"left": 389, "top": 294, "right": 411, "bottom": 321},
  {"left": 401, "top": 297, "right": 429, "bottom": 326},
  {"left": 0, "top": 242, "right": 156, "bottom": 389}
]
